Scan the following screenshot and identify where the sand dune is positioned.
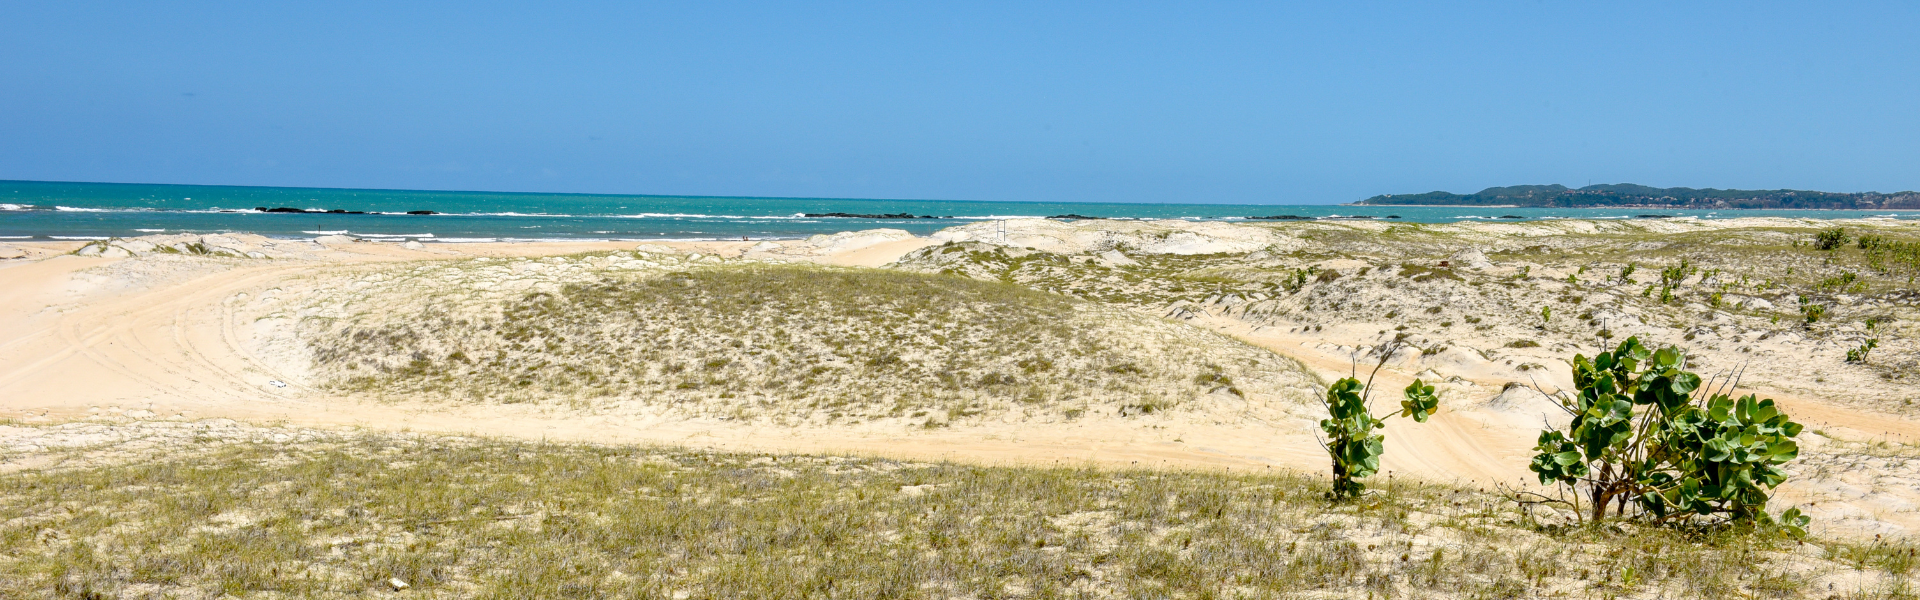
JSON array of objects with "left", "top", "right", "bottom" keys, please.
[{"left": 3, "top": 219, "right": 1918, "bottom": 540}]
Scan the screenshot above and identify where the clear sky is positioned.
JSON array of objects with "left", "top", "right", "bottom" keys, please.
[{"left": 3, "top": 2, "right": 1917, "bottom": 204}]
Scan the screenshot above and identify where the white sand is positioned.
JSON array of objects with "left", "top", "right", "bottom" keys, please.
[{"left": 2, "top": 221, "right": 1917, "bottom": 540}]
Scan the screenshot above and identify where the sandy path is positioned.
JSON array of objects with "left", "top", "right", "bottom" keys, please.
[
  {"left": 10, "top": 241, "right": 1918, "bottom": 460},
  {"left": 1, "top": 258, "right": 300, "bottom": 411},
  {"left": 1191, "top": 316, "right": 1920, "bottom": 536},
  {"left": 0, "top": 252, "right": 1571, "bottom": 491},
  {"left": 1185, "top": 318, "right": 1547, "bottom": 487},
  {"left": 0, "top": 241, "right": 1309, "bottom": 475},
  {"left": 1205, "top": 318, "right": 1920, "bottom": 444}
]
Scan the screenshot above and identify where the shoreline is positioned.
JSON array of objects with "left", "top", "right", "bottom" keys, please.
[
  {"left": 4, "top": 210, "right": 1919, "bottom": 244},
  {"left": 1352, "top": 203, "right": 1920, "bottom": 211},
  {"left": 4, "top": 212, "right": 1920, "bottom": 255}
]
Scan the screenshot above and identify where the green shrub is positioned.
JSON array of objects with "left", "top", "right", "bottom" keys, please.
[
  {"left": 1286, "top": 268, "right": 1311, "bottom": 292},
  {"left": 1652, "top": 260, "right": 1694, "bottom": 304},
  {"left": 1814, "top": 228, "right": 1850, "bottom": 251},
  {"left": 1816, "top": 271, "right": 1857, "bottom": 291},
  {"left": 1846, "top": 339, "right": 1878, "bottom": 364},
  {"left": 1320, "top": 358, "right": 1439, "bottom": 499},
  {"left": 1798, "top": 297, "right": 1826, "bottom": 324},
  {"left": 1527, "top": 337, "right": 1807, "bottom": 534}
]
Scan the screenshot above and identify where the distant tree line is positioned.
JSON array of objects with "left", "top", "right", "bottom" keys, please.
[{"left": 1358, "top": 183, "right": 1920, "bottom": 209}]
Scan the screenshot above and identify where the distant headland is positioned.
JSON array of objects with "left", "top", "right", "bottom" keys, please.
[{"left": 1354, "top": 183, "right": 1920, "bottom": 209}]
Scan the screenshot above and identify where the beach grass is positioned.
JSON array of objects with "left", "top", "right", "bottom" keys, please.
[
  {"left": 4, "top": 428, "right": 1912, "bottom": 599},
  {"left": 305, "top": 262, "right": 1317, "bottom": 425},
  {"left": 896, "top": 222, "right": 1920, "bottom": 411}
]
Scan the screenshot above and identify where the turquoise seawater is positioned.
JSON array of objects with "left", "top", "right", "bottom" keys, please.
[{"left": 2, "top": 180, "right": 1913, "bottom": 242}]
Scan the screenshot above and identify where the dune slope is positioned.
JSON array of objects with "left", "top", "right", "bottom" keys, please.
[{"left": 304, "top": 261, "right": 1321, "bottom": 427}]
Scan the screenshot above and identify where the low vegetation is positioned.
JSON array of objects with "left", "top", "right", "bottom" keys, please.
[
  {"left": 1526, "top": 337, "right": 1808, "bottom": 532},
  {"left": 1319, "top": 344, "right": 1441, "bottom": 499},
  {"left": 306, "top": 263, "right": 1316, "bottom": 424},
  {"left": 2, "top": 423, "right": 1914, "bottom": 599},
  {"left": 8, "top": 220, "right": 1920, "bottom": 596},
  {"left": 897, "top": 221, "right": 1920, "bottom": 413}
]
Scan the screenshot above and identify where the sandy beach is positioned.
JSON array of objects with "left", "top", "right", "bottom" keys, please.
[
  {"left": 4, "top": 217, "right": 1917, "bottom": 537},
  {"left": 6, "top": 217, "right": 1920, "bottom": 597}
]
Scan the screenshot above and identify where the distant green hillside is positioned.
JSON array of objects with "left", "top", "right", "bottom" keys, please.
[{"left": 1358, "top": 184, "right": 1920, "bottom": 209}]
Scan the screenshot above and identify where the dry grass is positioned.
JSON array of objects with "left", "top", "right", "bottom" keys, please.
[
  {"left": 303, "top": 262, "right": 1317, "bottom": 425},
  {"left": 897, "top": 224, "right": 1920, "bottom": 414},
  {"left": 3, "top": 423, "right": 1913, "bottom": 599}
]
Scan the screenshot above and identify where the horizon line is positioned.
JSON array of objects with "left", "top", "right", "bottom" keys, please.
[{"left": 0, "top": 178, "right": 1345, "bottom": 207}]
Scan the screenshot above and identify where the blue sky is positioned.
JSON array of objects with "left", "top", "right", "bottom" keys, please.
[{"left": 2, "top": 2, "right": 1917, "bottom": 204}]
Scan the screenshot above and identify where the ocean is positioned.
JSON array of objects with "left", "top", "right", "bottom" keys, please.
[{"left": 2, "top": 180, "right": 1913, "bottom": 242}]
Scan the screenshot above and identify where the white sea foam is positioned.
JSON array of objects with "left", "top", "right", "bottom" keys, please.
[
  {"left": 302, "top": 230, "right": 350, "bottom": 235},
  {"left": 135, "top": 229, "right": 167, "bottom": 232},
  {"left": 614, "top": 212, "right": 751, "bottom": 219},
  {"left": 0, "top": 235, "right": 33, "bottom": 239},
  {"left": 605, "top": 212, "right": 816, "bottom": 219},
  {"left": 51, "top": 236, "right": 110, "bottom": 240},
  {"left": 0, "top": 203, "right": 29, "bottom": 211},
  {"left": 54, "top": 206, "right": 115, "bottom": 212},
  {"left": 357, "top": 233, "right": 434, "bottom": 238}
]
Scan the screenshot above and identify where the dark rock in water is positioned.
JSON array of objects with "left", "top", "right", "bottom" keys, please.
[
  {"left": 1498, "top": 215, "right": 1525, "bottom": 219},
  {"left": 803, "top": 212, "right": 940, "bottom": 219},
  {"left": 255, "top": 206, "right": 369, "bottom": 214},
  {"left": 1384, "top": 215, "right": 1402, "bottom": 219},
  {"left": 405, "top": 210, "right": 438, "bottom": 215},
  {"left": 1048, "top": 214, "right": 1103, "bottom": 220},
  {"left": 1246, "top": 215, "right": 1310, "bottom": 220},
  {"left": 1634, "top": 214, "right": 1674, "bottom": 219},
  {"left": 1323, "top": 215, "right": 1376, "bottom": 220}
]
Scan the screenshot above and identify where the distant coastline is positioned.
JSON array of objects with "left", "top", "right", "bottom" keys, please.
[
  {"left": 1339, "top": 203, "right": 1919, "bottom": 211},
  {"left": 1355, "top": 183, "right": 1920, "bottom": 210},
  {"left": 1338, "top": 203, "right": 1519, "bottom": 208},
  {"left": 5, "top": 180, "right": 1919, "bottom": 242}
]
